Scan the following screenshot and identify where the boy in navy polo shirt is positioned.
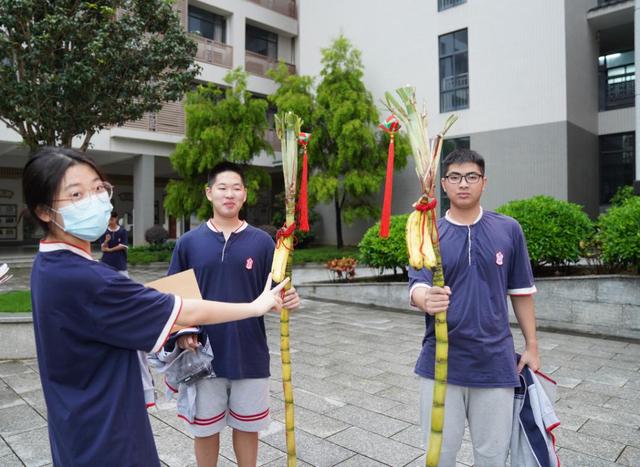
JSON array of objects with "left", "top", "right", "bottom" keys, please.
[
  {"left": 99, "top": 211, "right": 129, "bottom": 277},
  {"left": 409, "top": 149, "right": 540, "bottom": 467},
  {"left": 167, "top": 161, "right": 300, "bottom": 467}
]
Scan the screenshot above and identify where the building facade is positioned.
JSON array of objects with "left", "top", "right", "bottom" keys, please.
[
  {"left": 298, "top": 0, "right": 637, "bottom": 245},
  {"left": 0, "top": 0, "right": 636, "bottom": 246}
]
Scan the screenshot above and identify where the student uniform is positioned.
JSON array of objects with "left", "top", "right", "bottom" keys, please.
[
  {"left": 167, "top": 220, "right": 275, "bottom": 433},
  {"left": 409, "top": 209, "right": 537, "bottom": 387},
  {"left": 31, "top": 242, "right": 182, "bottom": 467},
  {"left": 99, "top": 225, "right": 128, "bottom": 272},
  {"left": 409, "top": 209, "right": 537, "bottom": 466}
]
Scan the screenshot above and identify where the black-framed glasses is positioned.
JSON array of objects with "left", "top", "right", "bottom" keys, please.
[{"left": 443, "top": 172, "right": 483, "bottom": 184}]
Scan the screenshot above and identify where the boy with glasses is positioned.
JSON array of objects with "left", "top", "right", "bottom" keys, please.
[{"left": 409, "top": 148, "right": 540, "bottom": 466}]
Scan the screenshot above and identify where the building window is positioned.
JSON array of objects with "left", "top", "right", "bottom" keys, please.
[
  {"left": 188, "top": 6, "right": 226, "bottom": 43},
  {"left": 440, "top": 136, "right": 471, "bottom": 215},
  {"left": 439, "top": 29, "right": 469, "bottom": 113},
  {"left": 438, "top": 0, "right": 466, "bottom": 12},
  {"left": 598, "top": 50, "right": 634, "bottom": 110},
  {"left": 600, "top": 132, "right": 635, "bottom": 204},
  {"left": 246, "top": 24, "right": 278, "bottom": 60}
]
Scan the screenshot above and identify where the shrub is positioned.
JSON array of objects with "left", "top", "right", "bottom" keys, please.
[
  {"left": 496, "top": 195, "right": 592, "bottom": 268},
  {"left": 144, "top": 225, "right": 169, "bottom": 245},
  {"left": 128, "top": 242, "right": 175, "bottom": 265},
  {"left": 597, "top": 196, "right": 640, "bottom": 271},
  {"left": 358, "top": 214, "right": 409, "bottom": 275},
  {"left": 610, "top": 185, "right": 635, "bottom": 207}
]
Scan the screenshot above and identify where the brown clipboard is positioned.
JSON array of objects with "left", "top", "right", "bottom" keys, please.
[{"left": 145, "top": 269, "right": 202, "bottom": 333}]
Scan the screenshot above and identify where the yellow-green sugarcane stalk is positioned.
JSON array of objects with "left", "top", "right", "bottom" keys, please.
[
  {"left": 280, "top": 218, "right": 296, "bottom": 467},
  {"left": 384, "top": 87, "right": 456, "bottom": 467},
  {"left": 272, "top": 111, "right": 302, "bottom": 467}
]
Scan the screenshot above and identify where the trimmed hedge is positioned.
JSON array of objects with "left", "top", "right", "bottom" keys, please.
[
  {"left": 128, "top": 242, "right": 175, "bottom": 265},
  {"left": 496, "top": 195, "right": 592, "bottom": 268},
  {"left": 598, "top": 195, "right": 640, "bottom": 271},
  {"left": 358, "top": 214, "right": 409, "bottom": 274}
]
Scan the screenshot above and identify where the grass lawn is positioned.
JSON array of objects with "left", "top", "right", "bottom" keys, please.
[{"left": 0, "top": 291, "right": 32, "bottom": 313}]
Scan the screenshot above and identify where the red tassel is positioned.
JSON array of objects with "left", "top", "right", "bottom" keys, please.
[
  {"left": 298, "top": 148, "right": 309, "bottom": 232},
  {"left": 379, "top": 134, "right": 395, "bottom": 238}
]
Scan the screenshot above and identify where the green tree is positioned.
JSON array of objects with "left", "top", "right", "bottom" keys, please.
[
  {"left": 309, "top": 35, "right": 409, "bottom": 248},
  {"left": 267, "top": 61, "right": 315, "bottom": 130},
  {"left": 164, "top": 68, "right": 272, "bottom": 219},
  {"left": 0, "top": 0, "right": 198, "bottom": 152}
]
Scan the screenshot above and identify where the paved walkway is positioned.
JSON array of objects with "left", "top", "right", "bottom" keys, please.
[{"left": 1, "top": 296, "right": 639, "bottom": 466}]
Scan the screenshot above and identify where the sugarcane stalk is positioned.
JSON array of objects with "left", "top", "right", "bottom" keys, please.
[
  {"left": 280, "top": 205, "right": 296, "bottom": 467},
  {"left": 273, "top": 111, "right": 302, "bottom": 467},
  {"left": 383, "top": 87, "right": 456, "bottom": 467}
]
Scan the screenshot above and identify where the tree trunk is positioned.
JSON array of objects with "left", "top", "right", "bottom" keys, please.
[{"left": 334, "top": 194, "right": 343, "bottom": 249}]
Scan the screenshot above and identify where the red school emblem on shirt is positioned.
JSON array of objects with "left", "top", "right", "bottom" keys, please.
[
  {"left": 496, "top": 251, "right": 504, "bottom": 266},
  {"left": 245, "top": 258, "right": 253, "bottom": 270}
]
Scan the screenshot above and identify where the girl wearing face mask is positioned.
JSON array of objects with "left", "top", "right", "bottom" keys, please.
[{"left": 23, "top": 147, "right": 287, "bottom": 467}]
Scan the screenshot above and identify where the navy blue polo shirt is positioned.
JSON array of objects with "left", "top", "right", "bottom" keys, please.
[
  {"left": 168, "top": 221, "right": 275, "bottom": 379},
  {"left": 99, "top": 226, "right": 128, "bottom": 271},
  {"left": 31, "top": 242, "right": 182, "bottom": 467},
  {"left": 409, "top": 209, "right": 536, "bottom": 388}
]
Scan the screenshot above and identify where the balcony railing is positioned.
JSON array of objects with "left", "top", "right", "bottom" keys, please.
[
  {"left": 441, "top": 73, "right": 469, "bottom": 91},
  {"left": 245, "top": 51, "right": 296, "bottom": 78},
  {"left": 191, "top": 34, "right": 233, "bottom": 68},
  {"left": 121, "top": 101, "right": 185, "bottom": 135},
  {"left": 603, "top": 78, "right": 635, "bottom": 110},
  {"left": 247, "top": 0, "right": 297, "bottom": 18}
]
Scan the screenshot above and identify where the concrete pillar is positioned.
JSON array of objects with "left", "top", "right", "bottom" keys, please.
[
  {"left": 633, "top": 0, "right": 640, "bottom": 195},
  {"left": 133, "top": 154, "right": 155, "bottom": 246},
  {"left": 229, "top": 10, "right": 246, "bottom": 70}
]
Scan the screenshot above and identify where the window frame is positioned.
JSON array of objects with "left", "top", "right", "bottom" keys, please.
[
  {"left": 245, "top": 24, "right": 279, "bottom": 60},
  {"left": 599, "top": 132, "right": 636, "bottom": 205},
  {"left": 188, "top": 5, "right": 227, "bottom": 43},
  {"left": 438, "top": 0, "right": 466, "bottom": 12},
  {"left": 439, "top": 28, "right": 469, "bottom": 113}
]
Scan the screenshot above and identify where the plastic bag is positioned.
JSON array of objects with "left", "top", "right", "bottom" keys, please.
[{"left": 165, "top": 346, "right": 215, "bottom": 387}]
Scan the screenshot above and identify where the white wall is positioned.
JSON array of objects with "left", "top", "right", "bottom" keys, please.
[
  {"left": 564, "top": 0, "right": 599, "bottom": 134},
  {"left": 298, "top": 0, "right": 569, "bottom": 137}
]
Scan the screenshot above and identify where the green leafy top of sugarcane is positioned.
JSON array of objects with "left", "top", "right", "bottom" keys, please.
[
  {"left": 383, "top": 86, "right": 457, "bottom": 195},
  {"left": 275, "top": 111, "right": 303, "bottom": 208}
]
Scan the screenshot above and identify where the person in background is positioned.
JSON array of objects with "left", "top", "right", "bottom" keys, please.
[{"left": 99, "top": 211, "right": 129, "bottom": 277}]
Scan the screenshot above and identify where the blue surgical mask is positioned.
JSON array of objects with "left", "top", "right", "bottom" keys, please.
[{"left": 52, "top": 192, "right": 113, "bottom": 241}]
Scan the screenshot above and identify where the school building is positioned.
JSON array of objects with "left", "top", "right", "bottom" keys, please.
[{"left": 0, "top": 0, "right": 637, "bottom": 246}]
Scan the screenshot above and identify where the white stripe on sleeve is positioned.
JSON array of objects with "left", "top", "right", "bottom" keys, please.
[
  {"left": 151, "top": 295, "right": 183, "bottom": 353},
  {"left": 507, "top": 285, "right": 537, "bottom": 296}
]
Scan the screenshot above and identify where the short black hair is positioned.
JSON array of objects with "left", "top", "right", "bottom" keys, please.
[
  {"left": 442, "top": 148, "right": 485, "bottom": 175},
  {"left": 207, "top": 161, "right": 246, "bottom": 186},
  {"left": 110, "top": 211, "right": 118, "bottom": 218},
  {"left": 22, "top": 147, "right": 106, "bottom": 234}
]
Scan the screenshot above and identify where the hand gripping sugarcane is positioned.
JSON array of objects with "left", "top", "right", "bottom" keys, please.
[
  {"left": 271, "top": 111, "right": 303, "bottom": 467},
  {"left": 384, "top": 87, "right": 456, "bottom": 467}
]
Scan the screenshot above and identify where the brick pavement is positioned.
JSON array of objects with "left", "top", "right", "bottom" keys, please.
[{"left": 1, "top": 298, "right": 639, "bottom": 466}]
